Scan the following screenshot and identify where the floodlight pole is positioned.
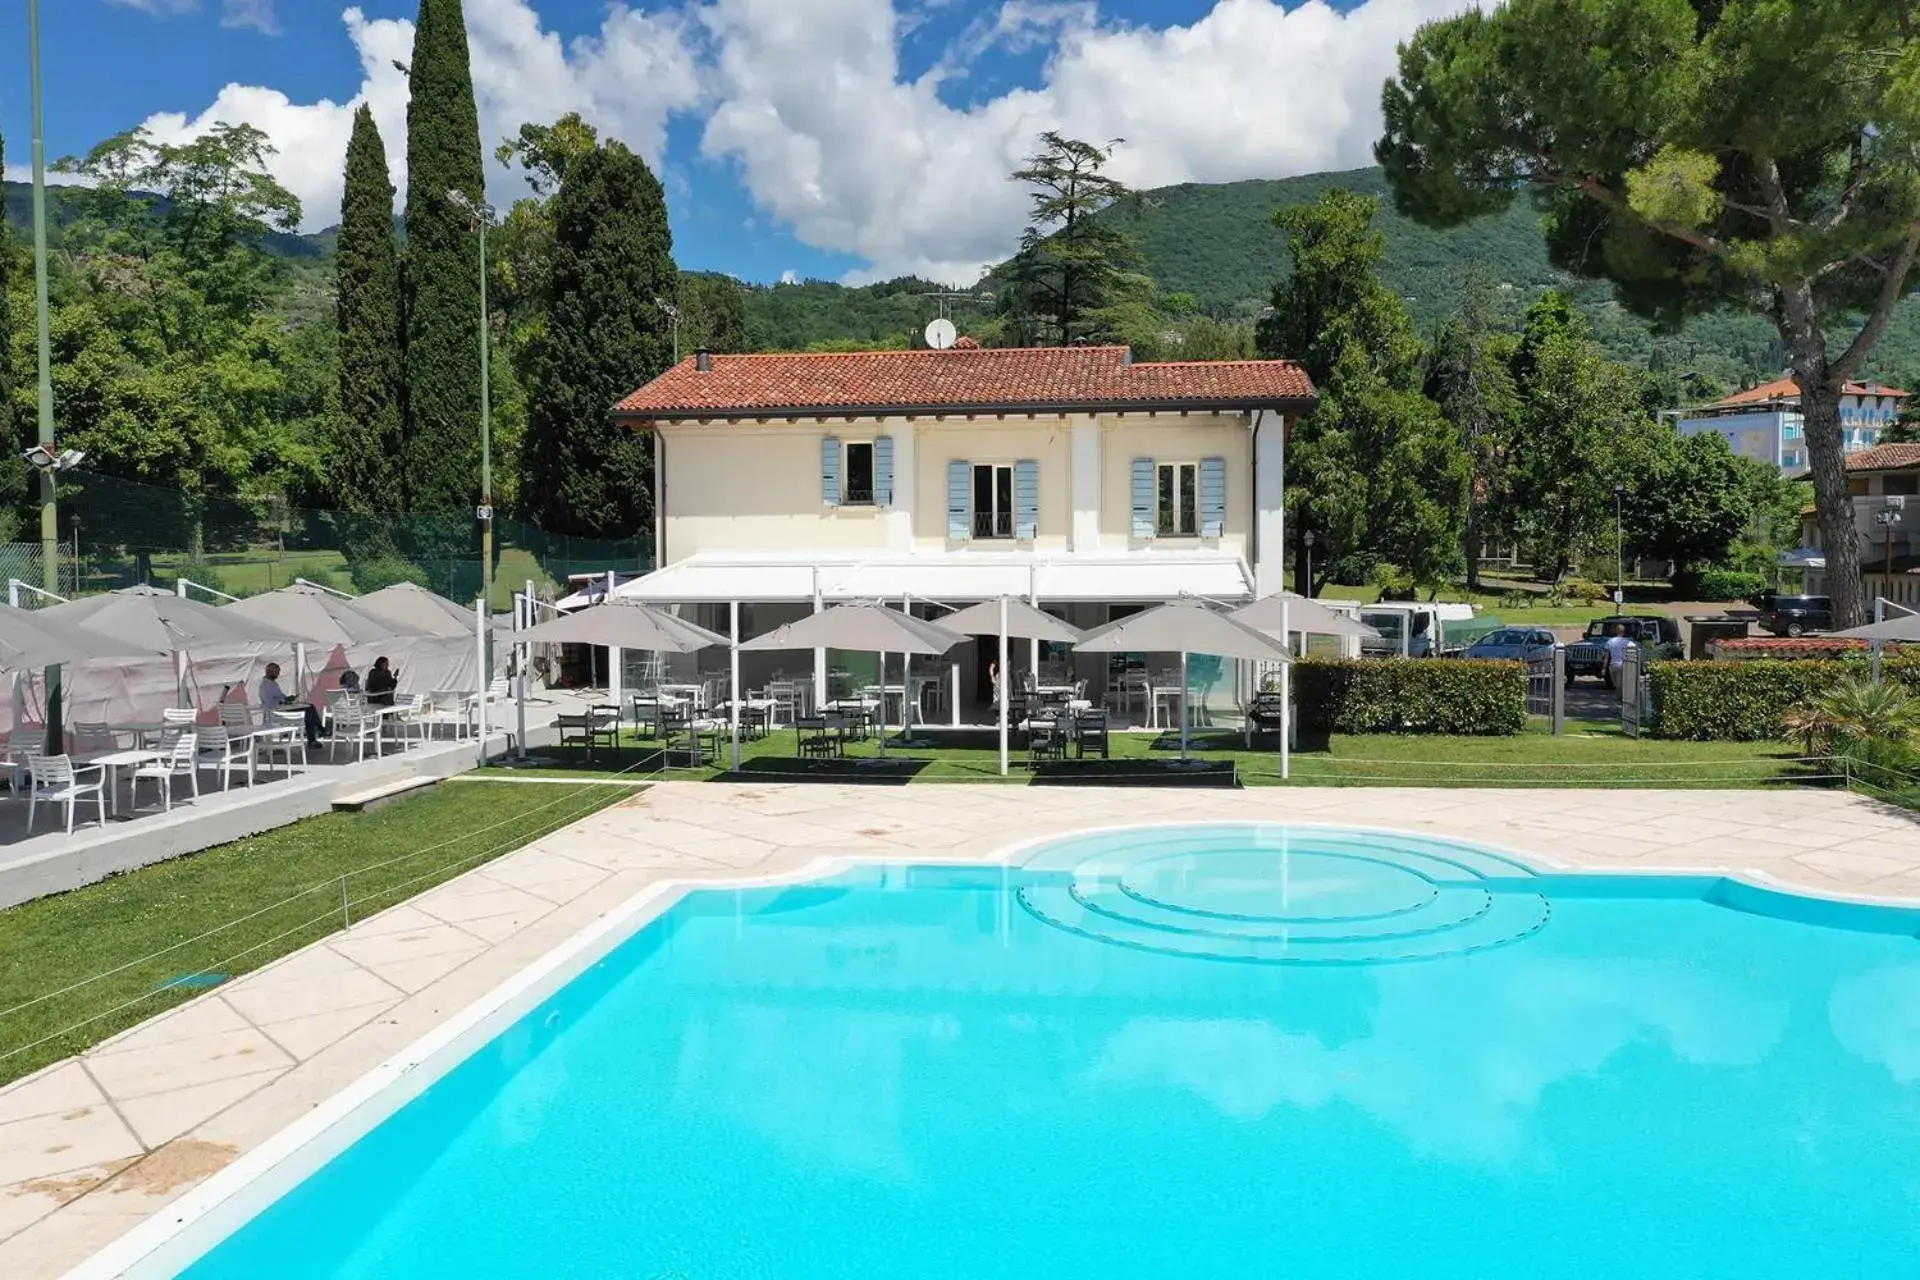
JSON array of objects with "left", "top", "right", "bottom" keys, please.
[{"left": 28, "top": 0, "right": 57, "bottom": 598}]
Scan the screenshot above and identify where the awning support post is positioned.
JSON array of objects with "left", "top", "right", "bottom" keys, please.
[
  {"left": 730, "top": 600, "right": 742, "bottom": 772},
  {"left": 998, "top": 595, "right": 1010, "bottom": 777}
]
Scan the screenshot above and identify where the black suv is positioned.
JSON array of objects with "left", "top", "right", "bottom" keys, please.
[
  {"left": 1564, "top": 615, "right": 1685, "bottom": 683},
  {"left": 1757, "top": 595, "right": 1833, "bottom": 637}
]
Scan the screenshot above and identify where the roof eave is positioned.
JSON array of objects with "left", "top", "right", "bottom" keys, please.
[{"left": 614, "top": 394, "right": 1320, "bottom": 423}]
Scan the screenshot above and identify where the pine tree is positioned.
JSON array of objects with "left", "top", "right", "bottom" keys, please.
[
  {"left": 521, "top": 141, "right": 676, "bottom": 538},
  {"left": 401, "top": 0, "right": 484, "bottom": 513},
  {"left": 332, "top": 105, "right": 404, "bottom": 514}
]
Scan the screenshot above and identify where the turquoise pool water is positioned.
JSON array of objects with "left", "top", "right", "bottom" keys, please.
[{"left": 181, "top": 825, "right": 1920, "bottom": 1278}]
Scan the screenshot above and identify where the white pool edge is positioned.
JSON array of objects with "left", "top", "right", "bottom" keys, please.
[{"left": 67, "top": 817, "right": 1919, "bottom": 1278}]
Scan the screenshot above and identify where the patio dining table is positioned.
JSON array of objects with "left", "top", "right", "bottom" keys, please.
[{"left": 76, "top": 748, "right": 163, "bottom": 817}]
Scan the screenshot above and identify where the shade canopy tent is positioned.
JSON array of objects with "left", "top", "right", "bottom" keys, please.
[
  {"left": 353, "top": 582, "right": 480, "bottom": 639},
  {"left": 1232, "top": 593, "right": 1381, "bottom": 642},
  {"left": 1074, "top": 600, "right": 1294, "bottom": 764},
  {"left": 519, "top": 600, "right": 730, "bottom": 650},
  {"left": 222, "top": 584, "right": 400, "bottom": 647},
  {"left": 742, "top": 603, "right": 964, "bottom": 758},
  {"left": 41, "top": 584, "right": 305, "bottom": 653},
  {"left": 1834, "top": 611, "right": 1920, "bottom": 642},
  {"left": 938, "top": 598, "right": 1084, "bottom": 776}
]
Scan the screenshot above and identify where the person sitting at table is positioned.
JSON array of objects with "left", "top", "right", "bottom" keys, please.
[
  {"left": 261, "top": 662, "right": 326, "bottom": 747},
  {"left": 365, "top": 657, "right": 398, "bottom": 706}
]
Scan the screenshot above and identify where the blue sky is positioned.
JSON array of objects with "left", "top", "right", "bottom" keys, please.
[{"left": 1, "top": 0, "right": 1443, "bottom": 285}]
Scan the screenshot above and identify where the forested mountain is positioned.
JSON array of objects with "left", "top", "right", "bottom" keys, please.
[{"left": 15, "top": 164, "right": 1920, "bottom": 393}]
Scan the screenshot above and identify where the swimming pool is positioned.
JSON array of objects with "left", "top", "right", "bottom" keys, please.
[{"left": 147, "top": 824, "right": 1920, "bottom": 1276}]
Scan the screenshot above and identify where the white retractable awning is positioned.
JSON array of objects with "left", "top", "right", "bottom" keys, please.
[{"left": 613, "top": 549, "right": 1254, "bottom": 606}]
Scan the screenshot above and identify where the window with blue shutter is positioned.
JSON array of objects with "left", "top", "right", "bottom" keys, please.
[
  {"left": 821, "top": 435, "right": 842, "bottom": 507},
  {"left": 1198, "top": 455, "right": 1226, "bottom": 539},
  {"left": 873, "top": 435, "right": 895, "bottom": 506},
  {"left": 947, "top": 460, "right": 972, "bottom": 541},
  {"left": 1014, "top": 459, "right": 1039, "bottom": 540},
  {"left": 1130, "top": 457, "right": 1155, "bottom": 539}
]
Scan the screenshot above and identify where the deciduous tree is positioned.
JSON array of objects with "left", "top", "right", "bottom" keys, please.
[{"left": 1378, "top": 0, "right": 1920, "bottom": 626}]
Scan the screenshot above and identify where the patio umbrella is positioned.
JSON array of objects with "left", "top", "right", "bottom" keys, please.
[
  {"left": 1232, "top": 592, "right": 1381, "bottom": 642},
  {"left": 939, "top": 597, "right": 1083, "bottom": 776},
  {"left": 0, "top": 605, "right": 160, "bottom": 670},
  {"left": 1074, "top": 600, "right": 1293, "bottom": 764},
  {"left": 1833, "top": 611, "right": 1920, "bottom": 642},
  {"left": 222, "top": 584, "right": 401, "bottom": 647},
  {"left": 741, "top": 603, "right": 963, "bottom": 758},
  {"left": 41, "top": 584, "right": 305, "bottom": 653},
  {"left": 353, "top": 581, "right": 481, "bottom": 639}
]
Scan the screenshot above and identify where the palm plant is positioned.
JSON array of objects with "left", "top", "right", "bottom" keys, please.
[{"left": 1780, "top": 676, "right": 1920, "bottom": 756}]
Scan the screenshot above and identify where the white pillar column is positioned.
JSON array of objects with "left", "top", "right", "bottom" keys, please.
[
  {"left": 730, "top": 600, "right": 741, "bottom": 771},
  {"left": 997, "top": 596, "right": 1009, "bottom": 776},
  {"left": 1254, "top": 409, "right": 1287, "bottom": 599},
  {"left": 1280, "top": 598, "right": 1291, "bottom": 781},
  {"left": 812, "top": 568, "right": 826, "bottom": 711},
  {"left": 1070, "top": 415, "right": 1101, "bottom": 553}
]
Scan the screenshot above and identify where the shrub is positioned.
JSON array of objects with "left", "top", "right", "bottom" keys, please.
[
  {"left": 1694, "top": 567, "right": 1767, "bottom": 602},
  {"left": 1563, "top": 577, "right": 1610, "bottom": 604},
  {"left": 1653, "top": 654, "right": 1920, "bottom": 741},
  {"left": 348, "top": 555, "right": 430, "bottom": 594},
  {"left": 1294, "top": 659, "right": 1527, "bottom": 736}
]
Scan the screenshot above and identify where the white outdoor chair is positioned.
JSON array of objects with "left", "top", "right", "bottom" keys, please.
[
  {"left": 27, "top": 754, "right": 106, "bottom": 833},
  {"left": 393, "top": 693, "right": 430, "bottom": 750},
  {"left": 330, "top": 703, "right": 383, "bottom": 763},
  {"left": 73, "top": 722, "right": 122, "bottom": 755},
  {"left": 8, "top": 736, "right": 46, "bottom": 792},
  {"left": 131, "top": 734, "right": 200, "bottom": 812},
  {"left": 162, "top": 707, "right": 200, "bottom": 725},
  {"left": 195, "top": 725, "right": 252, "bottom": 791},
  {"left": 255, "top": 709, "right": 308, "bottom": 778},
  {"left": 428, "top": 689, "right": 470, "bottom": 741},
  {"left": 218, "top": 703, "right": 256, "bottom": 732}
]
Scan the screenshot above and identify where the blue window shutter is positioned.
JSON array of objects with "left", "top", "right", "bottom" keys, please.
[
  {"left": 947, "top": 460, "right": 972, "bottom": 541},
  {"left": 873, "top": 435, "right": 894, "bottom": 507},
  {"left": 821, "top": 436, "right": 841, "bottom": 507},
  {"left": 1014, "top": 459, "right": 1039, "bottom": 540},
  {"left": 1130, "top": 457, "right": 1155, "bottom": 539},
  {"left": 1199, "top": 455, "right": 1226, "bottom": 539}
]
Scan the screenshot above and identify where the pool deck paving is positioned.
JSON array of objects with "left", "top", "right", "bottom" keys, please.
[{"left": 4, "top": 781, "right": 1919, "bottom": 1276}]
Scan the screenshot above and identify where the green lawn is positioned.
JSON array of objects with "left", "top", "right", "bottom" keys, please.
[
  {"left": 477, "top": 721, "right": 1810, "bottom": 789},
  {"left": 0, "top": 779, "right": 638, "bottom": 1086}
]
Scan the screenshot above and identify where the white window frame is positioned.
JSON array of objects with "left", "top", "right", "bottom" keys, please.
[
  {"left": 841, "top": 439, "right": 876, "bottom": 507},
  {"left": 1156, "top": 460, "right": 1199, "bottom": 537},
  {"left": 972, "top": 462, "right": 1015, "bottom": 540}
]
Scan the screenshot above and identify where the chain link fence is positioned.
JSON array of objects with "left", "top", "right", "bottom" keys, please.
[{"left": 52, "top": 473, "right": 650, "bottom": 607}]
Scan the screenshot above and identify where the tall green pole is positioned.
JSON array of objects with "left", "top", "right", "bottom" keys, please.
[
  {"left": 478, "top": 214, "right": 492, "bottom": 611},
  {"left": 28, "top": 0, "right": 63, "bottom": 755}
]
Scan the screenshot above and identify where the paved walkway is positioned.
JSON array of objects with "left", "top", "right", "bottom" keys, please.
[{"left": 4, "top": 782, "right": 1918, "bottom": 1276}]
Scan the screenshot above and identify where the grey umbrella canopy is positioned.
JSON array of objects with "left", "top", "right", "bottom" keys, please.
[
  {"left": 937, "top": 597, "right": 1081, "bottom": 777},
  {"left": 223, "top": 584, "right": 401, "bottom": 647},
  {"left": 355, "top": 581, "right": 479, "bottom": 639},
  {"left": 740, "top": 603, "right": 963, "bottom": 656},
  {"left": 41, "top": 584, "right": 306, "bottom": 652},
  {"left": 939, "top": 597, "right": 1084, "bottom": 642},
  {"left": 519, "top": 600, "right": 729, "bottom": 651},
  {"left": 1232, "top": 593, "right": 1380, "bottom": 641},
  {"left": 1076, "top": 601, "right": 1292, "bottom": 760},
  {"left": 1834, "top": 612, "right": 1920, "bottom": 642},
  {"left": 0, "top": 604, "right": 161, "bottom": 671}
]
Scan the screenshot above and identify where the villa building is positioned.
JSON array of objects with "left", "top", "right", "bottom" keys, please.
[
  {"left": 1675, "top": 376, "right": 1908, "bottom": 473},
  {"left": 609, "top": 344, "right": 1316, "bottom": 718},
  {"left": 1799, "top": 443, "right": 1920, "bottom": 608}
]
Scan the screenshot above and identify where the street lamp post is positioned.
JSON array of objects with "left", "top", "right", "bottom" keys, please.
[
  {"left": 656, "top": 298, "right": 680, "bottom": 365},
  {"left": 27, "top": 0, "right": 58, "bottom": 596},
  {"left": 446, "top": 189, "right": 495, "bottom": 610},
  {"left": 1877, "top": 503, "right": 1903, "bottom": 584},
  {"left": 1302, "top": 529, "right": 1315, "bottom": 598},
  {"left": 1613, "top": 485, "right": 1627, "bottom": 612}
]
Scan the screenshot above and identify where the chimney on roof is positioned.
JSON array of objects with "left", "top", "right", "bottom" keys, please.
[{"left": 694, "top": 348, "right": 713, "bottom": 373}]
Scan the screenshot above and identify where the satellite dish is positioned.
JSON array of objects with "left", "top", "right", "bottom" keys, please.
[{"left": 925, "top": 318, "right": 957, "bottom": 350}]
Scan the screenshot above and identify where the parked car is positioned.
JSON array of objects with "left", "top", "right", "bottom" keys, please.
[
  {"left": 1461, "top": 628, "right": 1559, "bottom": 662},
  {"left": 1758, "top": 595, "right": 1833, "bottom": 637},
  {"left": 1564, "top": 615, "right": 1685, "bottom": 684}
]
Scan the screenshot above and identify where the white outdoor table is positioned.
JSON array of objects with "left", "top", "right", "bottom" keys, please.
[
  {"left": 240, "top": 726, "right": 303, "bottom": 783},
  {"left": 78, "top": 748, "right": 163, "bottom": 817}
]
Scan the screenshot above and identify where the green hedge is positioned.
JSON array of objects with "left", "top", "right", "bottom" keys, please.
[
  {"left": 1294, "top": 659, "right": 1527, "bottom": 736},
  {"left": 1650, "top": 655, "right": 1920, "bottom": 740},
  {"left": 1694, "top": 567, "right": 1767, "bottom": 602}
]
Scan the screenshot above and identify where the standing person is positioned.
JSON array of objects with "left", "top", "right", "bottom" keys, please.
[
  {"left": 1604, "top": 622, "right": 1636, "bottom": 689},
  {"left": 366, "top": 656, "right": 398, "bottom": 706}
]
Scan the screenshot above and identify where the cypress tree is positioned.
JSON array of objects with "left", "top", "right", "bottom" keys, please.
[
  {"left": 401, "top": 0, "right": 484, "bottom": 513},
  {"left": 331, "top": 106, "right": 404, "bottom": 514},
  {"left": 0, "top": 130, "right": 15, "bottom": 459},
  {"left": 522, "top": 141, "right": 676, "bottom": 537}
]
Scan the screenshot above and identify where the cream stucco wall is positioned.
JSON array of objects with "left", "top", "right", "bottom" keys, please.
[
  {"left": 912, "top": 418, "right": 1074, "bottom": 549},
  {"left": 1098, "top": 415, "right": 1252, "bottom": 555},
  {"left": 658, "top": 423, "right": 900, "bottom": 561}
]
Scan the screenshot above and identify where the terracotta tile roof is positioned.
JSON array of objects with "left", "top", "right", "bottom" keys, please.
[
  {"left": 1704, "top": 375, "right": 1910, "bottom": 410},
  {"left": 614, "top": 346, "right": 1317, "bottom": 420},
  {"left": 1709, "top": 637, "right": 1888, "bottom": 657},
  {"left": 1845, "top": 442, "right": 1920, "bottom": 471}
]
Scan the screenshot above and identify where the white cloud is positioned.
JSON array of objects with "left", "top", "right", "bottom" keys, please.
[
  {"left": 697, "top": 0, "right": 1474, "bottom": 283},
  {"left": 135, "top": 2, "right": 702, "bottom": 233},
  {"left": 104, "top": 0, "right": 281, "bottom": 30},
  {"left": 779, "top": 268, "right": 799, "bottom": 285}
]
